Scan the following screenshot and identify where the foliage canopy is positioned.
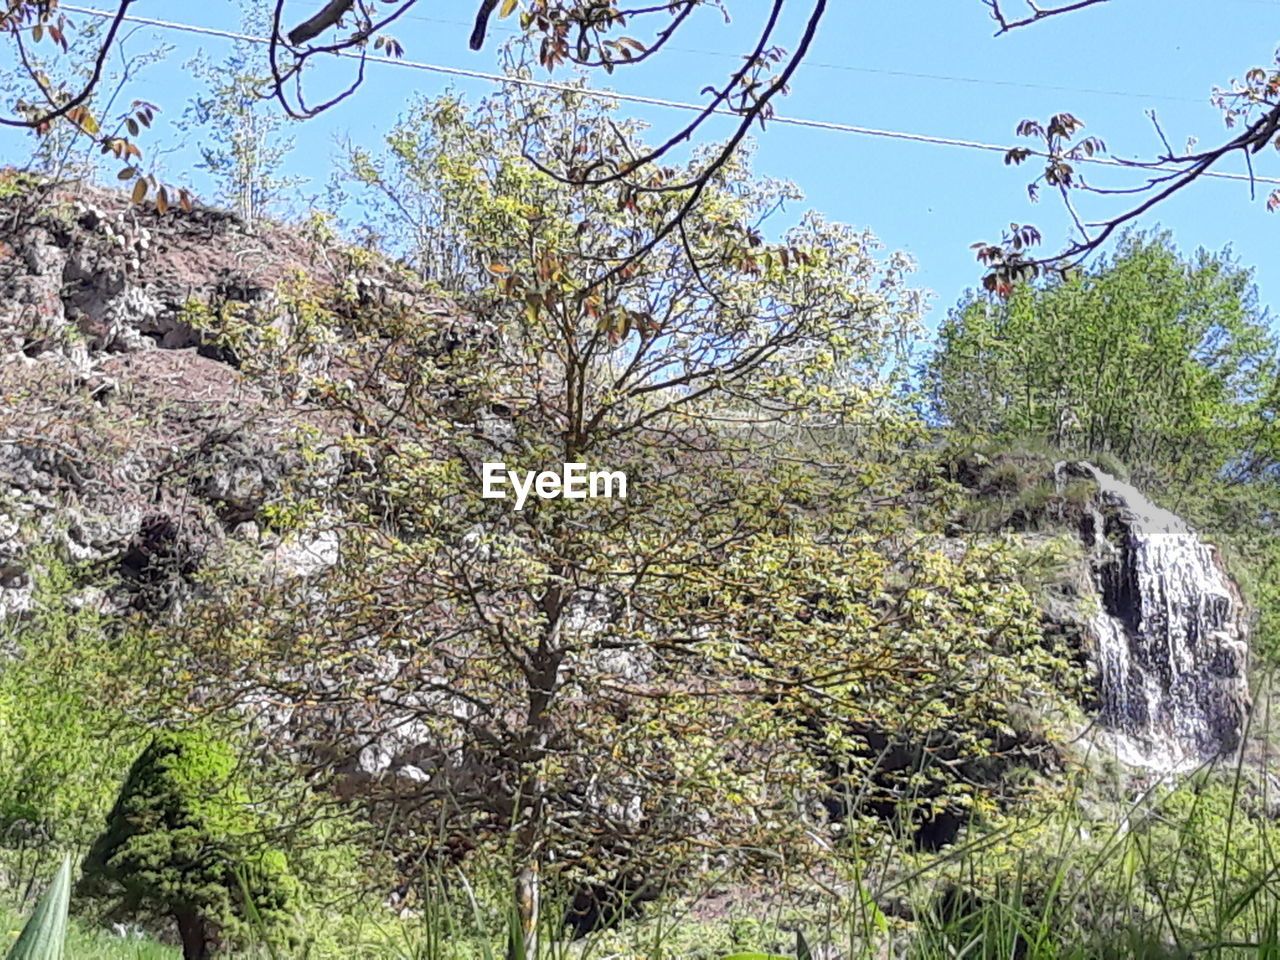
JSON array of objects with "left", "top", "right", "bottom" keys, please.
[
  {"left": 158, "top": 85, "right": 1082, "bottom": 935},
  {"left": 928, "top": 231, "right": 1280, "bottom": 490}
]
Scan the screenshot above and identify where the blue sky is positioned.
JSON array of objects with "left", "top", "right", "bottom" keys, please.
[{"left": 6, "top": 1, "right": 1279, "bottom": 328}]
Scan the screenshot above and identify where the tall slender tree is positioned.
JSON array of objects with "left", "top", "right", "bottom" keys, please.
[{"left": 179, "top": 2, "right": 304, "bottom": 229}]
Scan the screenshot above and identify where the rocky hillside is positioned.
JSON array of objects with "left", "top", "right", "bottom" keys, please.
[{"left": 0, "top": 176, "right": 467, "bottom": 619}]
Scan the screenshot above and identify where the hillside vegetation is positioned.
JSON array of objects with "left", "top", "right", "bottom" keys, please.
[{"left": 1, "top": 78, "right": 1279, "bottom": 960}]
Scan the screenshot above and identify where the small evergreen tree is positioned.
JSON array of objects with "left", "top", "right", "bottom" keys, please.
[{"left": 78, "top": 730, "right": 297, "bottom": 960}]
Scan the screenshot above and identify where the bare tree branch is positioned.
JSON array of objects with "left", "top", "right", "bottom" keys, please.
[
  {"left": 573, "top": 0, "right": 827, "bottom": 296},
  {"left": 983, "top": 0, "right": 1109, "bottom": 34},
  {"left": 0, "top": 0, "right": 133, "bottom": 129},
  {"left": 521, "top": 0, "right": 791, "bottom": 192},
  {"left": 978, "top": 95, "right": 1280, "bottom": 292},
  {"left": 469, "top": 0, "right": 499, "bottom": 51}
]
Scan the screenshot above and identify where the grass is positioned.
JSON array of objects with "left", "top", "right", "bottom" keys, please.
[
  {"left": 5, "top": 801, "right": 1280, "bottom": 960},
  {"left": 0, "top": 904, "right": 177, "bottom": 959},
  {"left": 3, "top": 685, "right": 1279, "bottom": 960}
]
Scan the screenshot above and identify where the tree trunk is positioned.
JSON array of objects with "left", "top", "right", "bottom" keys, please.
[{"left": 175, "top": 910, "right": 210, "bottom": 960}]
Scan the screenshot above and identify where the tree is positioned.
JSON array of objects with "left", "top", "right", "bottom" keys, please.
[
  {"left": 78, "top": 730, "right": 298, "bottom": 960},
  {"left": 172, "top": 81, "right": 1073, "bottom": 948},
  {"left": 927, "top": 230, "right": 1280, "bottom": 490},
  {"left": 3, "top": 1, "right": 1275, "bottom": 282},
  {"left": 179, "top": 1, "right": 304, "bottom": 229}
]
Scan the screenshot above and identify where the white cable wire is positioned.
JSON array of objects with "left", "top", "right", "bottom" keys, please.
[{"left": 58, "top": 3, "right": 1280, "bottom": 187}]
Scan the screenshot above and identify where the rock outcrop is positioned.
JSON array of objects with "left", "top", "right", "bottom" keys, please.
[{"left": 0, "top": 176, "right": 462, "bottom": 614}]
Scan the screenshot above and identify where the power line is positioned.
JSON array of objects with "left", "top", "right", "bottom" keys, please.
[
  {"left": 393, "top": 11, "right": 1207, "bottom": 105},
  {"left": 57, "top": 4, "right": 1280, "bottom": 187}
]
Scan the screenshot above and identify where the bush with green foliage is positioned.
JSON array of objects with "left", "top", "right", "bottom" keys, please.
[
  {"left": 77, "top": 730, "right": 298, "bottom": 960},
  {"left": 0, "top": 548, "right": 148, "bottom": 887},
  {"left": 901, "top": 768, "right": 1280, "bottom": 960},
  {"left": 927, "top": 230, "right": 1278, "bottom": 490}
]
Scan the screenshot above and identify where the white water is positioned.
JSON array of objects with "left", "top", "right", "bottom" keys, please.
[{"left": 1061, "top": 463, "right": 1249, "bottom": 772}]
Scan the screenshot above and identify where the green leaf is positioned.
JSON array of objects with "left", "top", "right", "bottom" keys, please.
[{"left": 7, "top": 854, "right": 71, "bottom": 960}]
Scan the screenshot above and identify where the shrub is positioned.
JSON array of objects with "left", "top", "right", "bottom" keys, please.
[
  {"left": 0, "top": 548, "right": 146, "bottom": 887},
  {"left": 77, "top": 730, "right": 298, "bottom": 960}
]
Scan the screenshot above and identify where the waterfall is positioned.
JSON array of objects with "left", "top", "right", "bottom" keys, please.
[{"left": 1058, "top": 463, "right": 1250, "bottom": 772}]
